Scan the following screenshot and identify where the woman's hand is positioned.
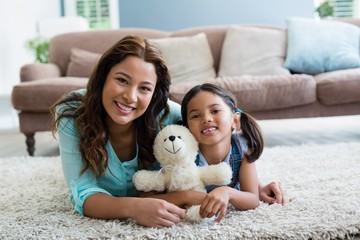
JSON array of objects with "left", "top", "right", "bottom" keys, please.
[
  {"left": 132, "top": 198, "right": 186, "bottom": 228},
  {"left": 199, "top": 186, "right": 230, "bottom": 222},
  {"left": 259, "top": 181, "right": 286, "bottom": 205}
]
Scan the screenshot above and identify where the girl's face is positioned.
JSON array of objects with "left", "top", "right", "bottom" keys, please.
[
  {"left": 102, "top": 56, "right": 157, "bottom": 127},
  {"left": 186, "top": 91, "right": 238, "bottom": 146}
]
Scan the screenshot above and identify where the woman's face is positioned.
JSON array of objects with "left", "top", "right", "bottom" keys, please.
[{"left": 102, "top": 56, "right": 157, "bottom": 127}]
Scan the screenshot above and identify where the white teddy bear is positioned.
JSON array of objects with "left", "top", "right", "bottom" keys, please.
[{"left": 133, "top": 124, "right": 232, "bottom": 222}]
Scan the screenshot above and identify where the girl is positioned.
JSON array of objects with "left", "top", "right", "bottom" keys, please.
[{"left": 181, "top": 83, "right": 271, "bottom": 222}]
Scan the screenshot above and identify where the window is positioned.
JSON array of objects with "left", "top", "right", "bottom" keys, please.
[
  {"left": 64, "top": 0, "right": 119, "bottom": 29},
  {"left": 76, "top": 0, "right": 110, "bottom": 29},
  {"left": 328, "top": 0, "right": 355, "bottom": 18}
]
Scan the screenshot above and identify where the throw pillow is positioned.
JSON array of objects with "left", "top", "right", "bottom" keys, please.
[
  {"left": 150, "top": 33, "right": 216, "bottom": 84},
  {"left": 66, "top": 48, "right": 101, "bottom": 77},
  {"left": 218, "top": 26, "right": 291, "bottom": 77},
  {"left": 283, "top": 17, "right": 360, "bottom": 75}
]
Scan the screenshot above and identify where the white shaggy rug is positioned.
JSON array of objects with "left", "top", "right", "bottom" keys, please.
[{"left": 1, "top": 142, "right": 360, "bottom": 240}]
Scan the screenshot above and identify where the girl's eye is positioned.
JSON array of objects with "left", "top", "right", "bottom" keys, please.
[
  {"left": 212, "top": 109, "right": 221, "bottom": 114},
  {"left": 190, "top": 114, "right": 199, "bottom": 119}
]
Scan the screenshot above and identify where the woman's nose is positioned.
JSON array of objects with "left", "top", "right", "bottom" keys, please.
[{"left": 123, "top": 88, "right": 137, "bottom": 103}]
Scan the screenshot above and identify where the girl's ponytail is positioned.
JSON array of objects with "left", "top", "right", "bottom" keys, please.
[{"left": 239, "top": 112, "right": 264, "bottom": 162}]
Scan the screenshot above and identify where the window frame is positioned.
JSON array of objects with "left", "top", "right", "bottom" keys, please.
[{"left": 63, "top": 0, "right": 119, "bottom": 29}]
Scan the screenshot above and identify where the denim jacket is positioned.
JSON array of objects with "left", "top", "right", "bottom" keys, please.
[{"left": 196, "top": 132, "right": 248, "bottom": 191}]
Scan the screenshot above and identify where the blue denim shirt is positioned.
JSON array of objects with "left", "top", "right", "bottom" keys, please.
[{"left": 196, "top": 132, "right": 248, "bottom": 192}]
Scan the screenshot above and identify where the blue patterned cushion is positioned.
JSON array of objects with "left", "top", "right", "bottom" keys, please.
[{"left": 283, "top": 17, "right": 360, "bottom": 75}]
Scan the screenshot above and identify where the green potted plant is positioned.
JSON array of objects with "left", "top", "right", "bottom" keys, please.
[
  {"left": 25, "top": 36, "right": 49, "bottom": 63},
  {"left": 316, "top": 1, "right": 334, "bottom": 19}
]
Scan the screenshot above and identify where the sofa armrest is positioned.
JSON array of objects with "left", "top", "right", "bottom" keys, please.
[{"left": 20, "top": 63, "right": 61, "bottom": 82}]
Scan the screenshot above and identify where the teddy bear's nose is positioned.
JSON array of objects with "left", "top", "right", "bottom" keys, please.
[{"left": 169, "top": 135, "right": 176, "bottom": 141}]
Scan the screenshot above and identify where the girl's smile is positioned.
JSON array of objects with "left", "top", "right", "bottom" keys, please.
[{"left": 201, "top": 126, "right": 218, "bottom": 136}]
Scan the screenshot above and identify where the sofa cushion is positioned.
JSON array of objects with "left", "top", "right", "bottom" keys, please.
[
  {"left": 150, "top": 33, "right": 216, "bottom": 84},
  {"left": 218, "top": 26, "right": 290, "bottom": 76},
  {"left": 315, "top": 68, "right": 360, "bottom": 105},
  {"left": 170, "top": 26, "right": 228, "bottom": 72},
  {"left": 284, "top": 17, "right": 360, "bottom": 75},
  {"left": 12, "top": 77, "right": 88, "bottom": 112},
  {"left": 66, "top": 48, "right": 101, "bottom": 77},
  {"left": 169, "top": 74, "right": 316, "bottom": 112}
]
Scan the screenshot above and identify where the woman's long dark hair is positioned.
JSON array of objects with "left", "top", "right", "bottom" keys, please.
[
  {"left": 181, "top": 83, "right": 264, "bottom": 162},
  {"left": 51, "top": 35, "right": 171, "bottom": 176}
]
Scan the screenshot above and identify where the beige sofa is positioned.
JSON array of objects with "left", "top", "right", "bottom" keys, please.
[{"left": 12, "top": 19, "right": 360, "bottom": 156}]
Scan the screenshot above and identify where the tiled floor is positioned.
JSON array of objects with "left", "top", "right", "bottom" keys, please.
[
  {"left": 261, "top": 114, "right": 360, "bottom": 147},
  {"left": 0, "top": 94, "right": 18, "bottom": 133},
  {"left": 0, "top": 95, "right": 59, "bottom": 157},
  {"left": 1, "top": 95, "right": 360, "bottom": 157}
]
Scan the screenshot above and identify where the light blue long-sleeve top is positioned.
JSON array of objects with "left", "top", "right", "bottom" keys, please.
[{"left": 56, "top": 89, "right": 181, "bottom": 215}]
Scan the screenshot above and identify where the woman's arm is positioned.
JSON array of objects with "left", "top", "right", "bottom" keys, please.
[
  {"left": 56, "top": 111, "right": 186, "bottom": 228},
  {"left": 83, "top": 193, "right": 185, "bottom": 228},
  {"left": 138, "top": 190, "right": 207, "bottom": 207}
]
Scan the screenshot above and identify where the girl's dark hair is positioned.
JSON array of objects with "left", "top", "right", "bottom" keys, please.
[
  {"left": 181, "top": 83, "right": 264, "bottom": 162},
  {"left": 50, "top": 35, "right": 171, "bottom": 176}
]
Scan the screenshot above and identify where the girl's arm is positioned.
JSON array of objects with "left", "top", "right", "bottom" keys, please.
[
  {"left": 199, "top": 158, "right": 259, "bottom": 222},
  {"left": 259, "top": 180, "right": 286, "bottom": 204}
]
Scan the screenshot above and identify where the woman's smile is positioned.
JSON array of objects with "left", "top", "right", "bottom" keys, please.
[{"left": 115, "top": 101, "right": 136, "bottom": 114}]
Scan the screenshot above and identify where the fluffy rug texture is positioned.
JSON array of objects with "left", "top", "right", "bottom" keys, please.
[{"left": 1, "top": 142, "right": 360, "bottom": 240}]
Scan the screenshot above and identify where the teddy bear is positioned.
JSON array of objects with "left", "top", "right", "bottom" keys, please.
[{"left": 133, "top": 124, "right": 232, "bottom": 222}]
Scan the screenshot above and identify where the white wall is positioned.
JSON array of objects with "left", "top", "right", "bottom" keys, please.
[{"left": 0, "top": 0, "right": 61, "bottom": 96}]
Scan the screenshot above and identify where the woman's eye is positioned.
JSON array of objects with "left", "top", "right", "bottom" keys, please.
[
  {"left": 116, "top": 78, "right": 128, "bottom": 84},
  {"left": 140, "top": 87, "right": 152, "bottom": 92}
]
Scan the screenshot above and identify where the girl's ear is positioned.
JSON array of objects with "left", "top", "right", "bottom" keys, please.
[{"left": 232, "top": 112, "right": 241, "bottom": 131}]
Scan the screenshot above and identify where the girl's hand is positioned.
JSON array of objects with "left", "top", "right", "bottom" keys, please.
[
  {"left": 259, "top": 181, "right": 286, "bottom": 205},
  {"left": 199, "top": 186, "right": 230, "bottom": 222},
  {"left": 132, "top": 198, "right": 186, "bottom": 228}
]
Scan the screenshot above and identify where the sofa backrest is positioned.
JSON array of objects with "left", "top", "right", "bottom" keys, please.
[
  {"left": 49, "top": 25, "right": 285, "bottom": 76},
  {"left": 49, "top": 28, "right": 170, "bottom": 76},
  {"left": 338, "top": 18, "right": 360, "bottom": 28}
]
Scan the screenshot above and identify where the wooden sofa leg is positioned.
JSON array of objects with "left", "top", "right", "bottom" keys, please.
[{"left": 25, "top": 133, "right": 35, "bottom": 156}]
